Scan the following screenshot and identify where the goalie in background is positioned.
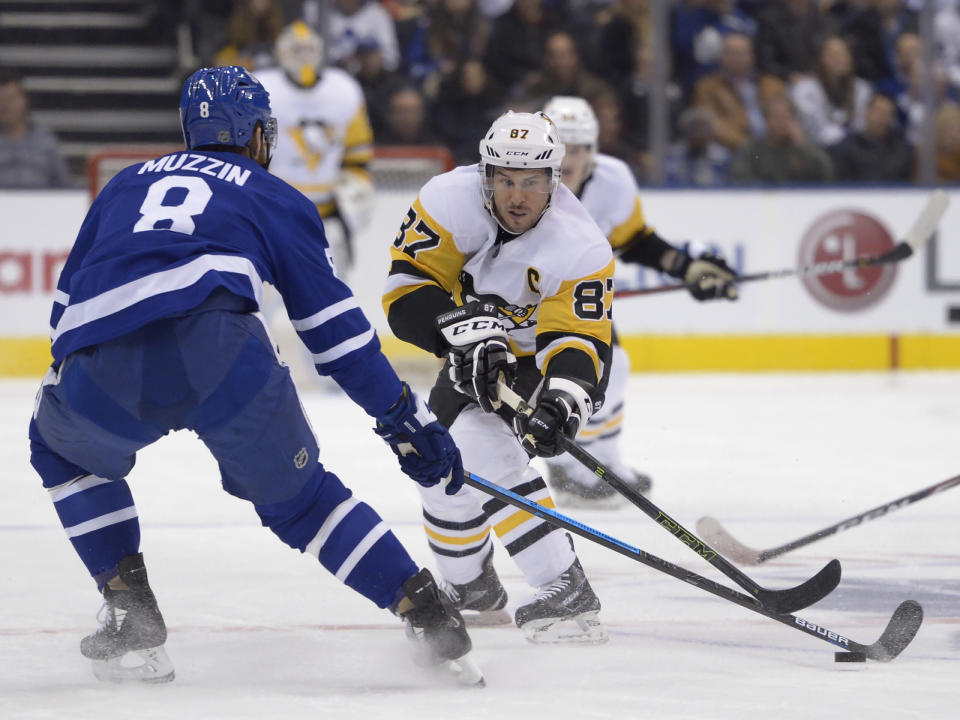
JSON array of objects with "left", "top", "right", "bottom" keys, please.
[
  {"left": 257, "top": 20, "right": 376, "bottom": 386},
  {"left": 383, "top": 110, "right": 611, "bottom": 643},
  {"left": 540, "top": 95, "right": 739, "bottom": 508}
]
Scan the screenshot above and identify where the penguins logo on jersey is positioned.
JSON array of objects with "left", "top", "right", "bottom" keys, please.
[
  {"left": 290, "top": 119, "right": 337, "bottom": 170},
  {"left": 458, "top": 271, "right": 537, "bottom": 329}
]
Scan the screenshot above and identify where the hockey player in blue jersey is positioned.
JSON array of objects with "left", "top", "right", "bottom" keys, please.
[{"left": 28, "top": 66, "right": 482, "bottom": 686}]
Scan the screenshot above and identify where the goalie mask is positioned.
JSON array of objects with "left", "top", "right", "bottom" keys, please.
[
  {"left": 276, "top": 21, "right": 325, "bottom": 87},
  {"left": 543, "top": 96, "right": 598, "bottom": 193},
  {"left": 478, "top": 110, "right": 565, "bottom": 233}
]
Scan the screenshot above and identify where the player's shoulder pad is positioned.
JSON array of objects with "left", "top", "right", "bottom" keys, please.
[
  {"left": 416, "top": 164, "right": 483, "bottom": 235},
  {"left": 592, "top": 153, "right": 640, "bottom": 192},
  {"left": 547, "top": 184, "right": 614, "bottom": 272}
]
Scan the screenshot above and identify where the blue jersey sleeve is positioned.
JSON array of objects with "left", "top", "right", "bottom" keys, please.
[{"left": 266, "top": 192, "right": 402, "bottom": 417}]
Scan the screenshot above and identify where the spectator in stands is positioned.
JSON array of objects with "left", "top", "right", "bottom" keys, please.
[
  {"left": 900, "top": 57, "right": 953, "bottom": 147},
  {"left": 730, "top": 95, "right": 834, "bottom": 184},
  {"left": 593, "top": 0, "right": 651, "bottom": 91},
  {"left": 378, "top": 86, "right": 430, "bottom": 144},
  {"left": 836, "top": 0, "right": 917, "bottom": 83},
  {"left": 670, "top": 0, "right": 756, "bottom": 97},
  {"left": 520, "top": 30, "right": 611, "bottom": 107},
  {"left": 876, "top": 31, "right": 920, "bottom": 104},
  {"left": 433, "top": 59, "right": 504, "bottom": 163},
  {"left": 213, "top": 0, "right": 286, "bottom": 69},
  {"left": 829, "top": 93, "right": 913, "bottom": 181},
  {"left": 329, "top": 0, "right": 402, "bottom": 74},
  {"left": 936, "top": 1, "right": 960, "bottom": 93},
  {"left": 754, "top": 0, "right": 830, "bottom": 82},
  {"left": 692, "top": 32, "right": 787, "bottom": 151},
  {"left": 791, "top": 35, "right": 872, "bottom": 147},
  {"left": 935, "top": 101, "right": 960, "bottom": 183},
  {"left": 663, "top": 106, "right": 732, "bottom": 187},
  {"left": 354, "top": 37, "right": 407, "bottom": 136},
  {"left": 483, "top": 0, "right": 566, "bottom": 94},
  {"left": 426, "top": 0, "right": 491, "bottom": 82},
  {"left": 618, "top": 43, "right": 684, "bottom": 159},
  {"left": 593, "top": 90, "right": 644, "bottom": 177},
  {"left": 0, "top": 71, "right": 72, "bottom": 189}
]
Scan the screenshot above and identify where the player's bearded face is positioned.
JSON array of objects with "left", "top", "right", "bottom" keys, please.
[
  {"left": 560, "top": 145, "right": 592, "bottom": 194},
  {"left": 490, "top": 167, "right": 552, "bottom": 234}
]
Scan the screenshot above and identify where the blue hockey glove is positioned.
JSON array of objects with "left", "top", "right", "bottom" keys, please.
[
  {"left": 514, "top": 377, "right": 593, "bottom": 458},
  {"left": 375, "top": 383, "right": 464, "bottom": 495},
  {"left": 668, "top": 249, "right": 739, "bottom": 301}
]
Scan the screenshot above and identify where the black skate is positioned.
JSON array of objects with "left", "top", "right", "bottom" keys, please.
[
  {"left": 440, "top": 548, "right": 511, "bottom": 626},
  {"left": 514, "top": 559, "right": 607, "bottom": 644},
  {"left": 81, "top": 553, "right": 174, "bottom": 684},
  {"left": 399, "top": 568, "right": 484, "bottom": 687},
  {"left": 547, "top": 464, "right": 652, "bottom": 509}
]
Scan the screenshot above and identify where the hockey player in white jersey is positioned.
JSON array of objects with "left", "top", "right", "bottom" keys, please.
[
  {"left": 383, "top": 111, "right": 611, "bottom": 642},
  {"left": 541, "top": 96, "right": 738, "bottom": 507},
  {"left": 257, "top": 21, "right": 374, "bottom": 274}
]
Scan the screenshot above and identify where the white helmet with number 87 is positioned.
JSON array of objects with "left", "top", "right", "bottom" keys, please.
[{"left": 478, "top": 111, "right": 565, "bottom": 230}]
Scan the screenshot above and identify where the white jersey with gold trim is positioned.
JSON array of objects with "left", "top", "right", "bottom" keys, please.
[
  {"left": 384, "top": 164, "right": 614, "bottom": 378},
  {"left": 578, "top": 153, "right": 652, "bottom": 252},
  {"left": 256, "top": 66, "right": 373, "bottom": 214}
]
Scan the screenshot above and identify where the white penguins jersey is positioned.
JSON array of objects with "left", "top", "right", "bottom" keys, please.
[
  {"left": 577, "top": 153, "right": 654, "bottom": 253},
  {"left": 256, "top": 66, "right": 373, "bottom": 216},
  {"left": 383, "top": 165, "right": 614, "bottom": 381}
]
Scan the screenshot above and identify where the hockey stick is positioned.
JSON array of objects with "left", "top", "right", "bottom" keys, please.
[
  {"left": 614, "top": 190, "right": 950, "bottom": 299},
  {"left": 464, "top": 470, "right": 923, "bottom": 661},
  {"left": 497, "top": 381, "right": 840, "bottom": 615},
  {"left": 697, "top": 473, "right": 960, "bottom": 566}
]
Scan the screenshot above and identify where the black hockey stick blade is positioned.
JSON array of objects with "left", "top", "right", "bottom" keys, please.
[
  {"left": 497, "top": 381, "right": 839, "bottom": 613},
  {"left": 860, "top": 600, "right": 924, "bottom": 662},
  {"left": 464, "top": 470, "right": 924, "bottom": 662},
  {"left": 754, "top": 559, "right": 841, "bottom": 616}
]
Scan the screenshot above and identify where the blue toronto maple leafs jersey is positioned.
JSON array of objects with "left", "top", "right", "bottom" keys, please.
[{"left": 50, "top": 150, "right": 401, "bottom": 416}]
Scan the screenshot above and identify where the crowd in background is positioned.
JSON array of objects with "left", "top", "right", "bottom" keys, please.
[{"left": 3, "top": 0, "right": 960, "bottom": 188}]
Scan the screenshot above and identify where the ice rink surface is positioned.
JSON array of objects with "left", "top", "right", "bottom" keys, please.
[{"left": 2, "top": 371, "right": 958, "bottom": 719}]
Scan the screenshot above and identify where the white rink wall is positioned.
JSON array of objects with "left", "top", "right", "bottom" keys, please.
[{"left": 2, "top": 186, "right": 959, "bottom": 374}]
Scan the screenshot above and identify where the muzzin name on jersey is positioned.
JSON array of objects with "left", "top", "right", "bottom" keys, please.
[{"left": 138, "top": 154, "right": 252, "bottom": 187}]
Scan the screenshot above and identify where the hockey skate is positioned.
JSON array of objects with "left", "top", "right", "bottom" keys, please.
[
  {"left": 546, "top": 462, "right": 652, "bottom": 509},
  {"left": 440, "top": 548, "right": 511, "bottom": 626},
  {"left": 515, "top": 558, "right": 607, "bottom": 644},
  {"left": 399, "top": 568, "right": 485, "bottom": 687},
  {"left": 80, "top": 553, "right": 174, "bottom": 684}
]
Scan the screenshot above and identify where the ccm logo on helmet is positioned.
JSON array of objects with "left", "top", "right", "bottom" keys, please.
[{"left": 505, "top": 150, "right": 530, "bottom": 156}]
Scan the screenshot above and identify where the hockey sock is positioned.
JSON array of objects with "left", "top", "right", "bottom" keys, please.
[
  {"left": 49, "top": 475, "right": 141, "bottom": 588},
  {"left": 255, "top": 464, "right": 417, "bottom": 609},
  {"left": 482, "top": 470, "right": 575, "bottom": 587}
]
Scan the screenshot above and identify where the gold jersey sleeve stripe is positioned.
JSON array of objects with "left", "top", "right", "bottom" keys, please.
[
  {"left": 609, "top": 196, "right": 652, "bottom": 250},
  {"left": 344, "top": 104, "right": 374, "bottom": 150},
  {"left": 388, "top": 197, "right": 463, "bottom": 293},
  {"left": 537, "top": 258, "right": 614, "bottom": 346}
]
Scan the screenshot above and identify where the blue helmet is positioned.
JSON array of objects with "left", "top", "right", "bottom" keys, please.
[{"left": 179, "top": 66, "right": 278, "bottom": 153}]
